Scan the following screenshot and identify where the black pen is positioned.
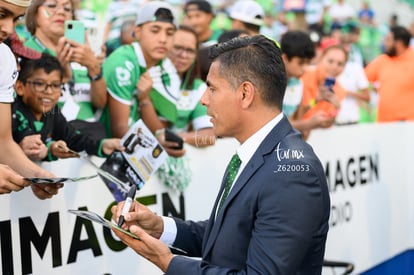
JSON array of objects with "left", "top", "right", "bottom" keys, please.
[{"left": 118, "top": 184, "right": 137, "bottom": 227}]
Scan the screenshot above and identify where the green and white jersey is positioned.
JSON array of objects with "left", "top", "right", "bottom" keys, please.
[
  {"left": 24, "top": 37, "right": 55, "bottom": 55},
  {"left": 24, "top": 37, "right": 98, "bottom": 122},
  {"left": 101, "top": 42, "right": 181, "bottom": 137},
  {"left": 282, "top": 77, "right": 303, "bottom": 118},
  {"left": 173, "top": 79, "right": 212, "bottom": 132},
  {"left": 200, "top": 29, "right": 223, "bottom": 48}
]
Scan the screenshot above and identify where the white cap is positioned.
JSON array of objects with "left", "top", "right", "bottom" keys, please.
[
  {"left": 4, "top": 0, "right": 31, "bottom": 7},
  {"left": 229, "top": 0, "right": 264, "bottom": 26},
  {"left": 135, "top": 1, "right": 178, "bottom": 28}
]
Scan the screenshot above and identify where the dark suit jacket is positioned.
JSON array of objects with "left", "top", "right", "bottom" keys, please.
[{"left": 167, "top": 116, "right": 330, "bottom": 274}]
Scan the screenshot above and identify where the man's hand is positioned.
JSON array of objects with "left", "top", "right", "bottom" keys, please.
[
  {"left": 0, "top": 164, "right": 30, "bottom": 194},
  {"left": 136, "top": 72, "right": 153, "bottom": 101},
  {"left": 30, "top": 169, "right": 63, "bottom": 200},
  {"left": 111, "top": 201, "right": 173, "bottom": 272},
  {"left": 31, "top": 183, "right": 64, "bottom": 200},
  {"left": 113, "top": 224, "right": 174, "bottom": 272},
  {"left": 112, "top": 201, "right": 164, "bottom": 238}
]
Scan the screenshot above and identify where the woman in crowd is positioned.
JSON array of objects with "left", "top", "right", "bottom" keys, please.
[
  {"left": 24, "top": 0, "right": 107, "bottom": 139},
  {"left": 295, "top": 43, "right": 348, "bottom": 139},
  {"left": 138, "top": 25, "right": 215, "bottom": 148},
  {"left": 137, "top": 25, "right": 215, "bottom": 192}
]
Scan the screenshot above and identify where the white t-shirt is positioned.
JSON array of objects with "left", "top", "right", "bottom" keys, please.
[
  {"left": 0, "top": 43, "right": 18, "bottom": 103},
  {"left": 336, "top": 62, "right": 369, "bottom": 124},
  {"left": 329, "top": 2, "right": 355, "bottom": 23},
  {"left": 306, "top": 0, "right": 331, "bottom": 25}
]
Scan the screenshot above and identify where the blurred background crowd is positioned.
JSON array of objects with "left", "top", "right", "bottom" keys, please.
[{"left": 6, "top": 0, "right": 414, "bottom": 172}]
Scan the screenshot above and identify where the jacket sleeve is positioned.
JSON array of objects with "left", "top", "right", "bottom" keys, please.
[
  {"left": 52, "top": 112, "right": 103, "bottom": 156},
  {"left": 172, "top": 218, "right": 208, "bottom": 257}
]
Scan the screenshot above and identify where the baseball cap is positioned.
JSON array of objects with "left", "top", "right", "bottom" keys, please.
[
  {"left": 319, "top": 37, "right": 340, "bottom": 52},
  {"left": 4, "top": 0, "right": 31, "bottom": 7},
  {"left": 184, "top": 0, "right": 213, "bottom": 14},
  {"left": 229, "top": 0, "right": 265, "bottom": 26},
  {"left": 135, "top": 1, "right": 178, "bottom": 28}
]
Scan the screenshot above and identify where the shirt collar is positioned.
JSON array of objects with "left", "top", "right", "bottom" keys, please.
[{"left": 237, "top": 112, "right": 284, "bottom": 166}]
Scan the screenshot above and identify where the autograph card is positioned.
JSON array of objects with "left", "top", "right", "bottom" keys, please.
[
  {"left": 68, "top": 209, "right": 137, "bottom": 239},
  {"left": 24, "top": 174, "right": 97, "bottom": 184},
  {"left": 99, "top": 119, "right": 167, "bottom": 202},
  {"left": 68, "top": 209, "right": 187, "bottom": 253}
]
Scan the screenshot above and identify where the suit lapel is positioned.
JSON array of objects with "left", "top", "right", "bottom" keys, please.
[
  {"left": 201, "top": 168, "right": 229, "bottom": 250},
  {"left": 203, "top": 116, "right": 294, "bottom": 257}
]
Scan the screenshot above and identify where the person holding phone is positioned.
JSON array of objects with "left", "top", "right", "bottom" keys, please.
[
  {"left": 24, "top": 0, "right": 107, "bottom": 140},
  {"left": 0, "top": 0, "right": 62, "bottom": 199},
  {"left": 280, "top": 30, "right": 336, "bottom": 137},
  {"left": 296, "top": 43, "right": 348, "bottom": 139}
]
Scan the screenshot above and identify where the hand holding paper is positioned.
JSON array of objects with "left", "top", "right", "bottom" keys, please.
[
  {"left": 68, "top": 208, "right": 186, "bottom": 254},
  {"left": 112, "top": 199, "right": 164, "bottom": 240}
]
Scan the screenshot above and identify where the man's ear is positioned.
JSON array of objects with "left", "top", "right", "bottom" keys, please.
[
  {"left": 14, "top": 80, "right": 25, "bottom": 96},
  {"left": 239, "top": 81, "right": 255, "bottom": 109}
]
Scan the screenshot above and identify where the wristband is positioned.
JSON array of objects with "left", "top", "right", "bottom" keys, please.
[
  {"left": 87, "top": 66, "right": 103, "bottom": 82},
  {"left": 139, "top": 99, "right": 152, "bottom": 108}
]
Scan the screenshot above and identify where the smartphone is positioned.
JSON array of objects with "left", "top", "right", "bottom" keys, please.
[
  {"left": 164, "top": 128, "right": 184, "bottom": 150},
  {"left": 64, "top": 20, "right": 85, "bottom": 45},
  {"left": 324, "top": 77, "right": 336, "bottom": 92}
]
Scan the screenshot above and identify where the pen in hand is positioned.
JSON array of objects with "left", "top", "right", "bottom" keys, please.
[{"left": 118, "top": 184, "right": 137, "bottom": 227}]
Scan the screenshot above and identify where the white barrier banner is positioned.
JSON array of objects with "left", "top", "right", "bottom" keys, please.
[
  {"left": 309, "top": 123, "right": 414, "bottom": 274},
  {"left": 1, "top": 123, "right": 413, "bottom": 274}
]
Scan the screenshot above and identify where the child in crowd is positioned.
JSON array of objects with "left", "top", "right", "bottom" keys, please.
[
  {"left": 12, "top": 54, "right": 124, "bottom": 162},
  {"left": 281, "top": 30, "right": 336, "bottom": 135}
]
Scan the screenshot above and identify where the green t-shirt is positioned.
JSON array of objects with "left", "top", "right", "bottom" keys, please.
[
  {"left": 282, "top": 77, "right": 303, "bottom": 117},
  {"left": 24, "top": 37, "right": 98, "bottom": 122},
  {"left": 200, "top": 29, "right": 223, "bottom": 48},
  {"left": 101, "top": 42, "right": 181, "bottom": 137},
  {"left": 174, "top": 79, "right": 211, "bottom": 132}
]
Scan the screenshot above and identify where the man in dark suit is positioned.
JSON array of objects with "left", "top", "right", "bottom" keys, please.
[{"left": 112, "top": 35, "right": 331, "bottom": 274}]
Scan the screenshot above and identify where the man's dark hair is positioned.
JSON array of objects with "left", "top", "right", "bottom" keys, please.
[
  {"left": 240, "top": 21, "right": 261, "bottom": 34},
  {"left": 184, "top": 0, "right": 213, "bottom": 14},
  {"left": 390, "top": 26, "right": 411, "bottom": 47},
  {"left": 218, "top": 29, "right": 248, "bottom": 43},
  {"left": 209, "top": 35, "right": 287, "bottom": 109},
  {"left": 281, "top": 31, "right": 315, "bottom": 60},
  {"left": 18, "top": 53, "right": 64, "bottom": 82},
  {"left": 154, "top": 8, "right": 174, "bottom": 24}
]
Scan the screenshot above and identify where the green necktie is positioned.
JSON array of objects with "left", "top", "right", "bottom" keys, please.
[{"left": 218, "top": 153, "right": 242, "bottom": 212}]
